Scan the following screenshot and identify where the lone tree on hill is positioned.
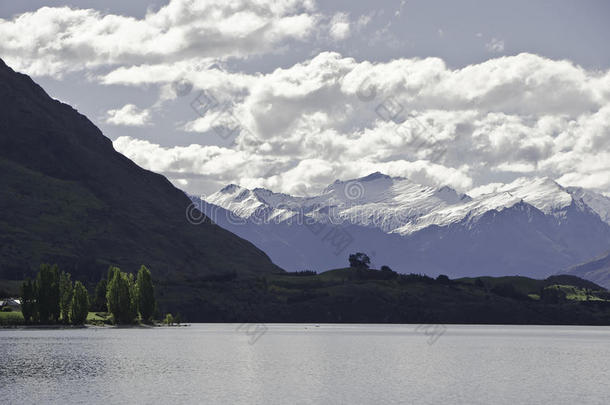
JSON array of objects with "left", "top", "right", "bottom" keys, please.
[{"left": 349, "top": 252, "right": 371, "bottom": 269}]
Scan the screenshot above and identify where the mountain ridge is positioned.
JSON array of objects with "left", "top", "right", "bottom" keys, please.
[
  {"left": 0, "top": 58, "right": 280, "bottom": 282},
  {"left": 563, "top": 250, "right": 610, "bottom": 289},
  {"left": 198, "top": 172, "right": 610, "bottom": 280}
]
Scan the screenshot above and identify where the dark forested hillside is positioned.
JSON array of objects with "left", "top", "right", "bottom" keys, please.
[
  {"left": 158, "top": 267, "right": 610, "bottom": 324},
  {"left": 0, "top": 58, "right": 280, "bottom": 281}
]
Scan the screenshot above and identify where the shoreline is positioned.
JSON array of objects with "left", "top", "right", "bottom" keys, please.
[
  {"left": 2, "top": 322, "right": 609, "bottom": 330},
  {"left": 0, "top": 323, "right": 191, "bottom": 330}
]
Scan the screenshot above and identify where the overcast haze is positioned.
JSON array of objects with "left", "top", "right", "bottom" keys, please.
[{"left": 1, "top": 0, "right": 609, "bottom": 197}]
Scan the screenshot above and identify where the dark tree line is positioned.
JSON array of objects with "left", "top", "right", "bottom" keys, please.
[
  {"left": 20, "top": 264, "right": 89, "bottom": 325},
  {"left": 93, "top": 265, "right": 156, "bottom": 324},
  {"left": 20, "top": 263, "right": 157, "bottom": 325}
]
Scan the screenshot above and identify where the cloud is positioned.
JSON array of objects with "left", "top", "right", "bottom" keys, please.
[
  {"left": 329, "top": 13, "right": 351, "bottom": 41},
  {"left": 111, "top": 51, "right": 610, "bottom": 197},
  {"left": 106, "top": 104, "right": 151, "bottom": 127},
  {"left": 4, "top": 2, "right": 608, "bottom": 199},
  {"left": 0, "top": 0, "right": 321, "bottom": 77},
  {"left": 485, "top": 38, "right": 505, "bottom": 53},
  {"left": 395, "top": 0, "right": 407, "bottom": 18}
]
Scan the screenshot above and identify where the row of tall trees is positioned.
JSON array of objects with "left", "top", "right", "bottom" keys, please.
[
  {"left": 93, "top": 265, "right": 156, "bottom": 324},
  {"left": 20, "top": 264, "right": 89, "bottom": 325},
  {"left": 20, "top": 264, "right": 157, "bottom": 325}
]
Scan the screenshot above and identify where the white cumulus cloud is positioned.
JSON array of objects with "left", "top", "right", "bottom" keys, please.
[
  {"left": 329, "top": 12, "right": 351, "bottom": 41},
  {"left": 111, "top": 52, "right": 610, "bottom": 197},
  {"left": 0, "top": 0, "right": 321, "bottom": 77},
  {"left": 106, "top": 104, "right": 151, "bottom": 127}
]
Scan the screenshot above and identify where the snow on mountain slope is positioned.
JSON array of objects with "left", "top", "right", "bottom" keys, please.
[
  {"left": 207, "top": 174, "right": 580, "bottom": 235},
  {"left": 206, "top": 184, "right": 304, "bottom": 223},
  {"left": 493, "top": 177, "right": 574, "bottom": 215},
  {"left": 567, "top": 187, "right": 610, "bottom": 225},
  {"left": 392, "top": 191, "right": 522, "bottom": 235},
  {"left": 207, "top": 172, "right": 471, "bottom": 233},
  {"left": 394, "top": 177, "right": 575, "bottom": 235}
]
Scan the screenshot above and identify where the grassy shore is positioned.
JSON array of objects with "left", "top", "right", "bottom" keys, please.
[
  {"left": 1, "top": 311, "right": 176, "bottom": 328},
  {"left": 86, "top": 311, "right": 112, "bottom": 325},
  {"left": 0, "top": 310, "right": 24, "bottom": 326}
]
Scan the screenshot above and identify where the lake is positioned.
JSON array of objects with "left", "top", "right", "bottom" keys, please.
[{"left": 1, "top": 324, "right": 609, "bottom": 404}]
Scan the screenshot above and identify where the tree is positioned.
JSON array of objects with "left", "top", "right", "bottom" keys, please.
[
  {"left": 20, "top": 278, "right": 37, "bottom": 324},
  {"left": 348, "top": 253, "right": 370, "bottom": 269},
  {"left": 164, "top": 313, "right": 174, "bottom": 326},
  {"left": 70, "top": 281, "right": 89, "bottom": 325},
  {"left": 380, "top": 265, "right": 393, "bottom": 272},
  {"left": 106, "top": 268, "right": 135, "bottom": 324},
  {"left": 107, "top": 266, "right": 120, "bottom": 284},
  {"left": 491, "top": 282, "right": 526, "bottom": 300},
  {"left": 59, "top": 272, "right": 73, "bottom": 323},
  {"left": 436, "top": 274, "right": 451, "bottom": 284},
  {"left": 136, "top": 266, "right": 155, "bottom": 322},
  {"left": 540, "top": 286, "right": 567, "bottom": 304},
  {"left": 127, "top": 273, "right": 138, "bottom": 322},
  {"left": 36, "top": 263, "right": 60, "bottom": 323},
  {"left": 93, "top": 278, "right": 108, "bottom": 312}
]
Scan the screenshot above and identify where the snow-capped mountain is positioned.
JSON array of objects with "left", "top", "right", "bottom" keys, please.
[
  {"left": 206, "top": 172, "right": 472, "bottom": 233},
  {"left": 566, "top": 187, "right": 610, "bottom": 225},
  {"left": 194, "top": 173, "right": 610, "bottom": 279}
]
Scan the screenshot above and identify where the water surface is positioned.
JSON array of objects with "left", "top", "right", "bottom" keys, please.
[{"left": 1, "top": 324, "right": 609, "bottom": 404}]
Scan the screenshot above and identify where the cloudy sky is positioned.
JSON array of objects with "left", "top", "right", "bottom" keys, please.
[{"left": 1, "top": 0, "right": 610, "bottom": 197}]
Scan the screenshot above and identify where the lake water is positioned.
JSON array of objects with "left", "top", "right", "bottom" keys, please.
[{"left": 1, "top": 324, "right": 610, "bottom": 404}]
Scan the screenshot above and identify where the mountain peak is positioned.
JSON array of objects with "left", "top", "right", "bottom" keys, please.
[
  {"left": 219, "top": 184, "right": 244, "bottom": 193},
  {"left": 252, "top": 187, "right": 277, "bottom": 196},
  {"left": 359, "top": 172, "right": 392, "bottom": 182},
  {"left": 505, "top": 177, "right": 572, "bottom": 214}
]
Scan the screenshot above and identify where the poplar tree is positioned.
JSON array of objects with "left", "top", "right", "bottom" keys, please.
[
  {"left": 136, "top": 266, "right": 155, "bottom": 322},
  {"left": 93, "top": 278, "right": 107, "bottom": 311},
  {"left": 59, "top": 272, "right": 73, "bottom": 323},
  {"left": 70, "top": 281, "right": 89, "bottom": 325},
  {"left": 36, "top": 264, "right": 60, "bottom": 323},
  {"left": 20, "top": 278, "right": 37, "bottom": 323},
  {"left": 106, "top": 268, "right": 134, "bottom": 324}
]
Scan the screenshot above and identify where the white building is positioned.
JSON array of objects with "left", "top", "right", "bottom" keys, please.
[{"left": 0, "top": 298, "right": 21, "bottom": 310}]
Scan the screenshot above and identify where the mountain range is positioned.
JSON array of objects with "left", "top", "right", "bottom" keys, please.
[{"left": 196, "top": 173, "right": 610, "bottom": 283}]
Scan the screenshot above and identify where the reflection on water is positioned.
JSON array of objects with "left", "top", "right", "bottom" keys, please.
[
  {"left": 1, "top": 336, "right": 107, "bottom": 380},
  {"left": 1, "top": 324, "right": 610, "bottom": 404}
]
